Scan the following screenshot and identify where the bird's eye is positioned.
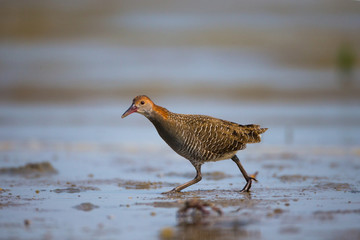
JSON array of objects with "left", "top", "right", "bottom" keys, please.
[{"left": 140, "top": 101, "right": 145, "bottom": 105}]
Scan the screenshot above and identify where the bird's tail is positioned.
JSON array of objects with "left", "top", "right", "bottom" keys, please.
[{"left": 240, "top": 124, "right": 268, "bottom": 143}]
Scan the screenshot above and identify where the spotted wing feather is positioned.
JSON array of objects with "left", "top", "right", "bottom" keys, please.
[{"left": 185, "top": 115, "right": 267, "bottom": 158}]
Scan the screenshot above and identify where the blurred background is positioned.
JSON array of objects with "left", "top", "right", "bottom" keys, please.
[
  {"left": 0, "top": 0, "right": 359, "bottom": 146},
  {"left": 1, "top": 1, "right": 360, "bottom": 239}
]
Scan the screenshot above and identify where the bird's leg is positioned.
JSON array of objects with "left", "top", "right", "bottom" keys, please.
[
  {"left": 162, "top": 164, "right": 202, "bottom": 194},
  {"left": 231, "top": 155, "right": 257, "bottom": 192}
]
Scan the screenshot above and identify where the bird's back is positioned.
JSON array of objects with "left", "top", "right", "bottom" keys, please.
[{"left": 150, "top": 111, "right": 267, "bottom": 164}]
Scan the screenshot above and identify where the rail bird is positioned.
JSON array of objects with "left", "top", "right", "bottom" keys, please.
[{"left": 122, "top": 95, "right": 267, "bottom": 193}]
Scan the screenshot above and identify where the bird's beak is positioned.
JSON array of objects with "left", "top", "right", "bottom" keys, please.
[{"left": 121, "top": 103, "right": 138, "bottom": 118}]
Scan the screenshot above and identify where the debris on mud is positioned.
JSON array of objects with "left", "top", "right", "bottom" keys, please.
[
  {"left": 73, "top": 202, "right": 99, "bottom": 212},
  {"left": 177, "top": 199, "right": 222, "bottom": 225},
  {"left": 178, "top": 199, "right": 222, "bottom": 216},
  {"left": 0, "top": 162, "right": 57, "bottom": 178}
]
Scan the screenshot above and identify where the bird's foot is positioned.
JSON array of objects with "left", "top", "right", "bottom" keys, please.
[
  {"left": 161, "top": 188, "right": 180, "bottom": 195},
  {"left": 240, "top": 171, "right": 259, "bottom": 193},
  {"left": 240, "top": 181, "right": 252, "bottom": 193}
]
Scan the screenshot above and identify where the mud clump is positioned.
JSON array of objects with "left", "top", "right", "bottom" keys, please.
[
  {"left": 52, "top": 186, "right": 100, "bottom": 193},
  {"left": 74, "top": 202, "right": 99, "bottom": 212},
  {"left": 204, "top": 171, "right": 232, "bottom": 181},
  {"left": 273, "top": 208, "right": 284, "bottom": 214},
  {"left": 277, "top": 174, "right": 326, "bottom": 183},
  {"left": 313, "top": 209, "right": 360, "bottom": 221},
  {"left": 153, "top": 201, "right": 183, "bottom": 208},
  {"left": 280, "top": 226, "right": 300, "bottom": 234},
  {"left": 314, "top": 209, "right": 360, "bottom": 215},
  {"left": 0, "top": 162, "right": 57, "bottom": 178},
  {"left": 53, "top": 188, "right": 81, "bottom": 194},
  {"left": 120, "top": 180, "right": 164, "bottom": 190},
  {"left": 278, "top": 175, "right": 308, "bottom": 182},
  {"left": 24, "top": 219, "right": 31, "bottom": 227},
  {"left": 315, "top": 182, "right": 352, "bottom": 191}
]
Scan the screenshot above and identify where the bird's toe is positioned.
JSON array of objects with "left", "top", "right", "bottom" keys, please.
[{"left": 161, "top": 189, "right": 179, "bottom": 195}]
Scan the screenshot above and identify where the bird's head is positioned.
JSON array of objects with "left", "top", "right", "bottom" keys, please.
[{"left": 121, "top": 95, "right": 154, "bottom": 118}]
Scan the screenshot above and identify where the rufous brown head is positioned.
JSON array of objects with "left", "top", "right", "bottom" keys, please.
[{"left": 122, "top": 95, "right": 154, "bottom": 118}]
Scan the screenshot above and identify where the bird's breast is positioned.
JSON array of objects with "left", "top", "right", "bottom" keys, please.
[{"left": 151, "top": 118, "right": 183, "bottom": 150}]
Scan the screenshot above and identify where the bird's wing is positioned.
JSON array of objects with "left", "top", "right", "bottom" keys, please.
[{"left": 188, "top": 116, "right": 267, "bottom": 154}]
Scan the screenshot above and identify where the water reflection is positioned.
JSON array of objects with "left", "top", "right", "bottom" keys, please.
[{"left": 174, "top": 209, "right": 256, "bottom": 240}]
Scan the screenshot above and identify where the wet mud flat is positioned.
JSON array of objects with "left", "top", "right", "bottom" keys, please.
[{"left": 0, "top": 142, "right": 359, "bottom": 240}]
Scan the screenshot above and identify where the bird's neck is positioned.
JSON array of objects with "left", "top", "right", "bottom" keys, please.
[
  {"left": 148, "top": 105, "right": 179, "bottom": 147},
  {"left": 151, "top": 105, "right": 170, "bottom": 120},
  {"left": 147, "top": 105, "right": 171, "bottom": 131}
]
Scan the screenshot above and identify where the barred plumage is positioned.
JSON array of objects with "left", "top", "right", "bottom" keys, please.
[{"left": 122, "top": 95, "right": 268, "bottom": 193}]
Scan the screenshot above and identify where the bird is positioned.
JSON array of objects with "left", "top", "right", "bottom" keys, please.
[{"left": 122, "top": 95, "right": 267, "bottom": 193}]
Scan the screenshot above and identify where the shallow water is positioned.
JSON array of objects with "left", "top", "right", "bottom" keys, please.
[
  {"left": 0, "top": 100, "right": 359, "bottom": 145},
  {"left": 1, "top": 142, "right": 359, "bottom": 240},
  {"left": 0, "top": 99, "right": 360, "bottom": 239}
]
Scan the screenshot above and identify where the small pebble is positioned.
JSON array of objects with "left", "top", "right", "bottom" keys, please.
[
  {"left": 24, "top": 219, "right": 31, "bottom": 227},
  {"left": 74, "top": 202, "right": 99, "bottom": 212}
]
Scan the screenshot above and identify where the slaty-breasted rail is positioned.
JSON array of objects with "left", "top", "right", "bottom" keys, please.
[{"left": 122, "top": 95, "right": 267, "bottom": 193}]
